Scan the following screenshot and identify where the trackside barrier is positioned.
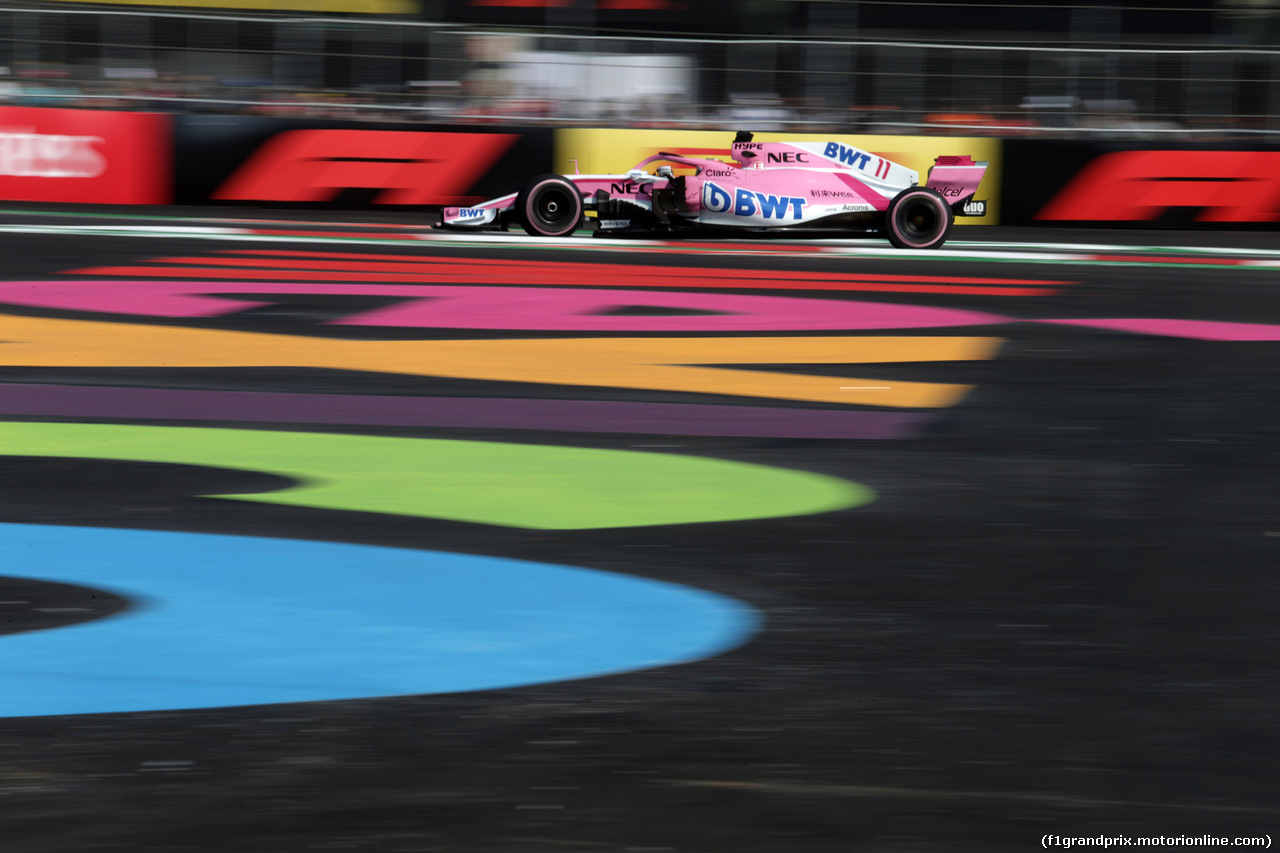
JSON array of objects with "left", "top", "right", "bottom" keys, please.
[
  {"left": 1002, "top": 139, "right": 1280, "bottom": 227},
  {"left": 0, "top": 107, "right": 555, "bottom": 210},
  {"left": 0, "top": 106, "right": 172, "bottom": 204},
  {"left": 175, "top": 115, "right": 554, "bottom": 208},
  {"left": 26, "top": 109, "right": 1280, "bottom": 231}
]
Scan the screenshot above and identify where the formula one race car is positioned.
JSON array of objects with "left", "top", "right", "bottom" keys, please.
[{"left": 436, "top": 132, "right": 988, "bottom": 249}]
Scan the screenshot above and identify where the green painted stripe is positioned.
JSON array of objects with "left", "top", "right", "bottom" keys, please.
[{"left": 0, "top": 422, "right": 872, "bottom": 530}]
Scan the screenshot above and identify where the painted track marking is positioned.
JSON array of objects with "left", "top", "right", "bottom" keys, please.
[{"left": 0, "top": 523, "right": 760, "bottom": 717}]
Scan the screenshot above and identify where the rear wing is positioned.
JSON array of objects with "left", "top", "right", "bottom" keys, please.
[{"left": 925, "top": 155, "right": 989, "bottom": 217}]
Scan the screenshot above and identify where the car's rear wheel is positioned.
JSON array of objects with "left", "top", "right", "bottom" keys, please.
[
  {"left": 886, "top": 187, "right": 953, "bottom": 250},
  {"left": 515, "top": 174, "right": 584, "bottom": 237}
]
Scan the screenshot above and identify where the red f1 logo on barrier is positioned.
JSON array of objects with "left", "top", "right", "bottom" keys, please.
[
  {"left": 212, "top": 130, "right": 519, "bottom": 205},
  {"left": 1037, "top": 150, "right": 1280, "bottom": 223}
]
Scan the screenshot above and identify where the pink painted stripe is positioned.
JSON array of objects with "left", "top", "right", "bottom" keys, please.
[{"left": 0, "top": 281, "right": 1006, "bottom": 332}]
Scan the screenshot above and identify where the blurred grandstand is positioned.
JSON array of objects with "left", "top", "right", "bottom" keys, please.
[{"left": 1, "top": 0, "right": 1278, "bottom": 136}]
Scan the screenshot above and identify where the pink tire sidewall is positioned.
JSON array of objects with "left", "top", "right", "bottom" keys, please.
[
  {"left": 518, "top": 176, "right": 583, "bottom": 237},
  {"left": 887, "top": 189, "right": 952, "bottom": 250}
]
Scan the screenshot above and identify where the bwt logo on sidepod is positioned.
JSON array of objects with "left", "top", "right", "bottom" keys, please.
[
  {"left": 703, "top": 181, "right": 806, "bottom": 220},
  {"left": 734, "top": 188, "right": 805, "bottom": 220}
]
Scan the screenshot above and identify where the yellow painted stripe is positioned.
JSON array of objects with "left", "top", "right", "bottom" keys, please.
[{"left": 0, "top": 314, "right": 1001, "bottom": 408}]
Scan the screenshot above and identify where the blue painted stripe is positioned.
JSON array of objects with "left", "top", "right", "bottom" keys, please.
[{"left": 0, "top": 524, "right": 759, "bottom": 717}]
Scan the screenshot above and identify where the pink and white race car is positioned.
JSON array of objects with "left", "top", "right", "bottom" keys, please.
[{"left": 437, "top": 132, "right": 988, "bottom": 249}]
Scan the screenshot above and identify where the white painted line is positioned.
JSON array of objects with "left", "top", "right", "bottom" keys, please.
[{"left": 0, "top": 224, "right": 252, "bottom": 236}]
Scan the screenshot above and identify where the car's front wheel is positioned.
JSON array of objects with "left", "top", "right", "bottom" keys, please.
[
  {"left": 515, "top": 174, "right": 584, "bottom": 237},
  {"left": 885, "top": 187, "right": 953, "bottom": 250}
]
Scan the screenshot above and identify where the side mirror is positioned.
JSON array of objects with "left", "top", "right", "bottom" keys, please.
[{"left": 655, "top": 165, "right": 675, "bottom": 178}]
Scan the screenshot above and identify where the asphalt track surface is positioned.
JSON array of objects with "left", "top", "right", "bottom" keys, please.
[{"left": 1, "top": 207, "right": 1278, "bottom": 851}]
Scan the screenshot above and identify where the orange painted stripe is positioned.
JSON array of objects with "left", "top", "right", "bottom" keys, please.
[{"left": 0, "top": 313, "right": 1002, "bottom": 408}]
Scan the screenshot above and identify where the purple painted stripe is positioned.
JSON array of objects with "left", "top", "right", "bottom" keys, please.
[
  {"left": 0, "top": 385, "right": 930, "bottom": 440},
  {"left": 1037, "top": 317, "right": 1280, "bottom": 341}
]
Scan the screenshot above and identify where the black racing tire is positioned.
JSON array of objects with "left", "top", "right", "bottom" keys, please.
[
  {"left": 885, "top": 187, "right": 953, "bottom": 250},
  {"left": 515, "top": 174, "right": 584, "bottom": 237}
]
